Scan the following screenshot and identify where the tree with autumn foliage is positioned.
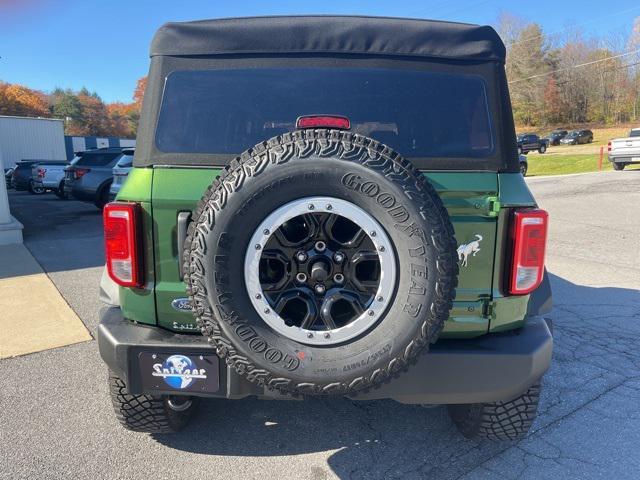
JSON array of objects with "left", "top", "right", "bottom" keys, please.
[
  {"left": 543, "top": 77, "right": 562, "bottom": 125},
  {"left": 0, "top": 83, "right": 50, "bottom": 117},
  {"left": 1, "top": 77, "right": 148, "bottom": 138},
  {"left": 133, "top": 76, "right": 147, "bottom": 109},
  {"left": 107, "top": 102, "right": 138, "bottom": 137}
]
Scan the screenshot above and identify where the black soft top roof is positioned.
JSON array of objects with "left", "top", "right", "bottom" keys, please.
[{"left": 151, "top": 15, "right": 505, "bottom": 63}]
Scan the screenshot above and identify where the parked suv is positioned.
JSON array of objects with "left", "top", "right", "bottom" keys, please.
[
  {"left": 11, "top": 160, "right": 46, "bottom": 194},
  {"left": 64, "top": 147, "right": 125, "bottom": 209},
  {"left": 545, "top": 129, "right": 568, "bottom": 146},
  {"left": 99, "top": 16, "right": 552, "bottom": 440},
  {"left": 109, "top": 149, "right": 134, "bottom": 201},
  {"left": 560, "top": 129, "right": 593, "bottom": 145},
  {"left": 516, "top": 133, "right": 549, "bottom": 154}
]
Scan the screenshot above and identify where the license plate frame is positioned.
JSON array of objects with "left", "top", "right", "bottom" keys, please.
[{"left": 138, "top": 352, "right": 219, "bottom": 394}]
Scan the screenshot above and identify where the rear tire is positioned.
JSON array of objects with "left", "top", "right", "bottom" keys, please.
[
  {"left": 108, "top": 372, "right": 199, "bottom": 433},
  {"left": 28, "top": 181, "right": 45, "bottom": 195},
  {"left": 612, "top": 162, "right": 626, "bottom": 171},
  {"left": 519, "top": 162, "right": 528, "bottom": 176},
  {"left": 95, "top": 183, "right": 112, "bottom": 210},
  {"left": 448, "top": 382, "right": 541, "bottom": 441},
  {"left": 55, "top": 180, "right": 68, "bottom": 199},
  {"left": 538, "top": 144, "right": 546, "bottom": 154}
]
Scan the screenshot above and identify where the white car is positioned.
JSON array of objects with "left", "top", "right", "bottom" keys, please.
[
  {"left": 608, "top": 128, "right": 640, "bottom": 171},
  {"left": 109, "top": 149, "right": 134, "bottom": 200}
]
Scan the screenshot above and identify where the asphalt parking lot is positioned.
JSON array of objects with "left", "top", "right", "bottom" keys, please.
[{"left": 2, "top": 171, "right": 640, "bottom": 480}]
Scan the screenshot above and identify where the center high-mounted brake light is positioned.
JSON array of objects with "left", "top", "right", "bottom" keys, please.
[
  {"left": 296, "top": 115, "right": 351, "bottom": 130},
  {"left": 509, "top": 209, "right": 549, "bottom": 295},
  {"left": 104, "top": 203, "right": 143, "bottom": 288}
]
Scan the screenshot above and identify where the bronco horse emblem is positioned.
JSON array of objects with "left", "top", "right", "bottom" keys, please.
[{"left": 457, "top": 234, "right": 483, "bottom": 267}]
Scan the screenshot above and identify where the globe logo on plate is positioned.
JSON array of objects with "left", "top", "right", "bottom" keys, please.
[{"left": 152, "top": 354, "right": 207, "bottom": 389}]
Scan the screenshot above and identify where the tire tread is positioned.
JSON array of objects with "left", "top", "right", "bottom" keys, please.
[{"left": 183, "top": 129, "right": 459, "bottom": 397}]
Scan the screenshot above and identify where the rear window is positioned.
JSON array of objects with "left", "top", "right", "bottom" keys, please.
[
  {"left": 76, "top": 152, "right": 121, "bottom": 167},
  {"left": 630, "top": 130, "right": 640, "bottom": 138},
  {"left": 155, "top": 68, "right": 494, "bottom": 159},
  {"left": 116, "top": 154, "right": 133, "bottom": 168}
]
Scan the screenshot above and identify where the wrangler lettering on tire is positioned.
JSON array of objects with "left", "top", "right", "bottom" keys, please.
[{"left": 184, "top": 129, "right": 459, "bottom": 396}]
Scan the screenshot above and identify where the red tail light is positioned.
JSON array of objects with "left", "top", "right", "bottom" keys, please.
[
  {"left": 74, "top": 168, "right": 90, "bottom": 179},
  {"left": 509, "top": 209, "right": 548, "bottom": 295},
  {"left": 296, "top": 115, "right": 350, "bottom": 130},
  {"left": 104, "top": 203, "right": 143, "bottom": 288},
  {"left": 37, "top": 167, "right": 46, "bottom": 178},
  {"left": 607, "top": 141, "right": 611, "bottom": 152}
]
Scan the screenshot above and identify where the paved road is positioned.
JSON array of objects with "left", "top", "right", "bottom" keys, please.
[{"left": 2, "top": 172, "right": 639, "bottom": 480}]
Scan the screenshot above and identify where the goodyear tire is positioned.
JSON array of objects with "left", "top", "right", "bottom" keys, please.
[
  {"left": 109, "top": 372, "right": 199, "bottom": 433},
  {"left": 184, "top": 129, "right": 458, "bottom": 396},
  {"left": 448, "top": 382, "right": 542, "bottom": 440}
]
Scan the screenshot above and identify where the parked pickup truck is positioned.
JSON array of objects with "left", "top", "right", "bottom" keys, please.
[
  {"left": 32, "top": 160, "right": 72, "bottom": 198},
  {"left": 608, "top": 128, "right": 640, "bottom": 171},
  {"left": 516, "top": 133, "right": 549, "bottom": 154}
]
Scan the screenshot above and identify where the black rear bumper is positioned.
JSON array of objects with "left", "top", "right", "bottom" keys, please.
[{"left": 98, "top": 307, "right": 552, "bottom": 404}]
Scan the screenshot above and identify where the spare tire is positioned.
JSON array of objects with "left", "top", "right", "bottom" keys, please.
[{"left": 184, "top": 129, "right": 458, "bottom": 396}]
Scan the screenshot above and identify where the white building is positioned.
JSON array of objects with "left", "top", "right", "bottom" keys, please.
[
  {"left": 0, "top": 115, "right": 66, "bottom": 167},
  {"left": 0, "top": 116, "right": 66, "bottom": 244}
]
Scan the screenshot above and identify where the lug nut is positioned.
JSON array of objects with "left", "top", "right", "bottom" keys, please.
[
  {"left": 296, "top": 251, "right": 307, "bottom": 262},
  {"left": 368, "top": 310, "right": 375, "bottom": 316},
  {"left": 324, "top": 333, "right": 331, "bottom": 339},
  {"left": 377, "top": 296, "right": 383, "bottom": 302},
  {"left": 326, "top": 204, "right": 333, "bottom": 211},
  {"left": 307, "top": 332, "right": 314, "bottom": 338},
  {"left": 315, "top": 284, "right": 326, "bottom": 295},
  {"left": 264, "top": 308, "right": 271, "bottom": 314},
  {"left": 315, "top": 241, "right": 326, "bottom": 252},
  {"left": 263, "top": 228, "right": 270, "bottom": 235},
  {"left": 333, "top": 252, "right": 345, "bottom": 263},
  {"left": 370, "top": 231, "right": 377, "bottom": 237},
  {"left": 308, "top": 204, "right": 315, "bottom": 210},
  {"left": 296, "top": 272, "right": 307, "bottom": 283},
  {"left": 255, "top": 293, "right": 262, "bottom": 300},
  {"left": 334, "top": 273, "right": 345, "bottom": 284},
  {"left": 378, "top": 245, "right": 385, "bottom": 252}
]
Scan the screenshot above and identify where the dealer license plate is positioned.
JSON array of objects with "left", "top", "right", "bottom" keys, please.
[{"left": 138, "top": 352, "right": 219, "bottom": 393}]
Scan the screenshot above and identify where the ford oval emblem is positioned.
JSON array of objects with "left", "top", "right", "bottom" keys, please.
[{"left": 171, "top": 298, "right": 192, "bottom": 312}]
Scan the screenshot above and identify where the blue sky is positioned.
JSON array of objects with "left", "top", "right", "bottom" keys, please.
[{"left": 1, "top": 0, "right": 639, "bottom": 103}]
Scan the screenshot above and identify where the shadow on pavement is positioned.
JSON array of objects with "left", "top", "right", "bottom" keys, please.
[
  {"left": 152, "top": 272, "right": 640, "bottom": 478},
  {"left": 7, "top": 190, "right": 105, "bottom": 273},
  {"left": 547, "top": 271, "right": 640, "bottom": 305}
]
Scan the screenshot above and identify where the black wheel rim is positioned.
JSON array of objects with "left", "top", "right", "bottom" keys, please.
[{"left": 245, "top": 197, "right": 397, "bottom": 345}]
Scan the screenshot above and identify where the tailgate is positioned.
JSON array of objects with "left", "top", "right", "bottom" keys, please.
[
  {"left": 611, "top": 138, "right": 640, "bottom": 156},
  {"left": 151, "top": 169, "right": 499, "bottom": 337}
]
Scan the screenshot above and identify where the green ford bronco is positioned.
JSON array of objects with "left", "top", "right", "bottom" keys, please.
[{"left": 98, "top": 16, "right": 553, "bottom": 440}]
